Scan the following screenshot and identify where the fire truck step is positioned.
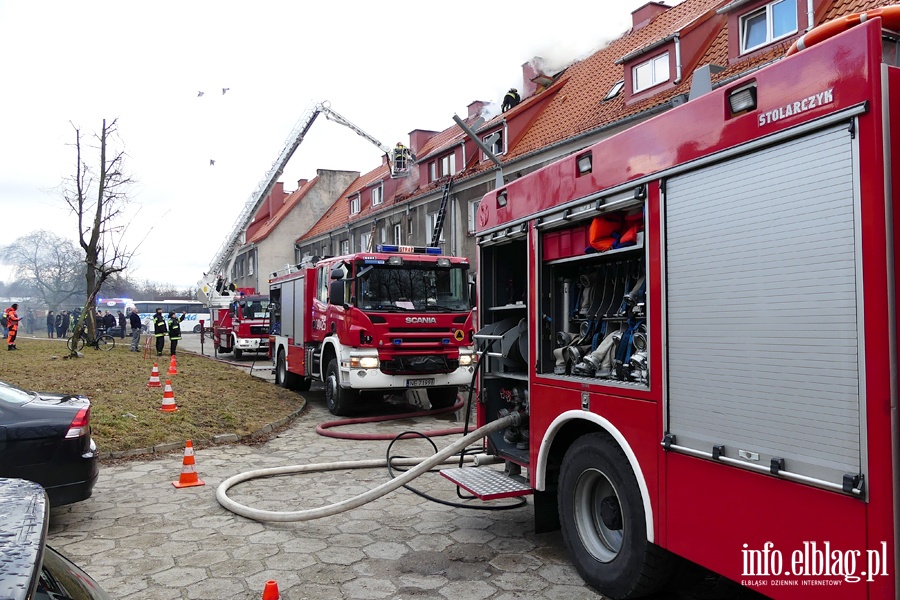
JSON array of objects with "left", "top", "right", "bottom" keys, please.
[{"left": 440, "top": 467, "right": 533, "bottom": 500}]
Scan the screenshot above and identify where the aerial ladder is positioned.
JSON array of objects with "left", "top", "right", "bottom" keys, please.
[{"left": 207, "top": 101, "right": 412, "bottom": 277}]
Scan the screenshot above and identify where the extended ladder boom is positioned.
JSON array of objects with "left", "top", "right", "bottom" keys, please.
[{"left": 208, "top": 101, "right": 401, "bottom": 276}]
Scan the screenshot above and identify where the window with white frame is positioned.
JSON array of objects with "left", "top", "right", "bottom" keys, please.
[
  {"left": 340, "top": 239, "right": 350, "bottom": 254},
  {"left": 482, "top": 130, "right": 504, "bottom": 159},
  {"left": 440, "top": 153, "right": 456, "bottom": 177},
  {"left": 632, "top": 53, "right": 669, "bottom": 93},
  {"left": 248, "top": 252, "right": 254, "bottom": 276},
  {"left": 360, "top": 231, "right": 372, "bottom": 252},
  {"left": 380, "top": 226, "right": 387, "bottom": 244},
  {"left": 427, "top": 211, "right": 445, "bottom": 244},
  {"left": 350, "top": 194, "right": 361, "bottom": 215},
  {"left": 740, "top": 0, "right": 798, "bottom": 53},
  {"left": 429, "top": 161, "right": 437, "bottom": 182},
  {"left": 468, "top": 200, "right": 480, "bottom": 233},
  {"left": 393, "top": 223, "right": 402, "bottom": 244},
  {"left": 371, "top": 184, "right": 383, "bottom": 206}
]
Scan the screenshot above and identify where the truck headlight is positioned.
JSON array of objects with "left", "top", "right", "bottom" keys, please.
[
  {"left": 458, "top": 352, "right": 474, "bottom": 367},
  {"left": 350, "top": 356, "right": 379, "bottom": 369}
]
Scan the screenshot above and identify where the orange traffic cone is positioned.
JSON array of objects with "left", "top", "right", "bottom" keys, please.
[
  {"left": 147, "top": 363, "right": 162, "bottom": 388},
  {"left": 261, "top": 580, "right": 280, "bottom": 600},
  {"left": 172, "top": 440, "right": 205, "bottom": 488},
  {"left": 168, "top": 355, "right": 178, "bottom": 375},
  {"left": 160, "top": 380, "right": 178, "bottom": 412}
]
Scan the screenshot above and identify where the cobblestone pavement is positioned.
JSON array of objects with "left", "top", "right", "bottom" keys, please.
[
  {"left": 44, "top": 337, "right": 747, "bottom": 600},
  {"left": 47, "top": 380, "right": 607, "bottom": 600}
]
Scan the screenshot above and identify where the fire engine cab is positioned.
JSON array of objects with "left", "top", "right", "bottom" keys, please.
[
  {"left": 448, "top": 16, "right": 900, "bottom": 600},
  {"left": 268, "top": 245, "right": 476, "bottom": 415}
]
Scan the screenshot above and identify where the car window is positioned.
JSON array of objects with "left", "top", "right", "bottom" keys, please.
[{"left": 0, "top": 380, "right": 33, "bottom": 404}]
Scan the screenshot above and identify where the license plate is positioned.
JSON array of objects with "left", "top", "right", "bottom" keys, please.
[{"left": 406, "top": 378, "right": 434, "bottom": 387}]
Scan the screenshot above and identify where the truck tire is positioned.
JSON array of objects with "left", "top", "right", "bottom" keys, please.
[
  {"left": 325, "top": 358, "right": 356, "bottom": 416},
  {"left": 233, "top": 348, "right": 243, "bottom": 359},
  {"left": 558, "top": 433, "right": 673, "bottom": 599},
  {"left": 276, "top": 349, "right": 307, "bottom": 391},
  {"left": 427, "top": 387, "right": 460, "bottom": 409}
]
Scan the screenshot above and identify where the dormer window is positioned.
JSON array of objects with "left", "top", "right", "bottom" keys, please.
[
  {"left": 482, "top": 129, "right": 505, "bottom": 159},
  {"left": 633, "top": 53, "right": 669, "bottom": 93},
  {"left": 440, "top": 153, "right": 456, "bottom": 177},
  {"left": 350, "top": 194, "right": 360, "bottom": 215},
  {"left": 371, "top": 184, "right": 383, "bottom": 206},
  {"left": 740, "top": 0, "right": 797, "bottom": 53}
]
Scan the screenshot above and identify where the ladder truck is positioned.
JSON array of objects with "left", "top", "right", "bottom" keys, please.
[{"left": 441, "top": 14, "right": 900, "bottom": 599}]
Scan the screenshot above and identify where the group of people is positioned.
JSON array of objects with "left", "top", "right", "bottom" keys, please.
[
  {"left": 45, "top": 310, "right": 78, "bottom": 339},
  {"left": 93, "top": 310, "right": 127, "bottom": 338},
  {"left": 151, "top": 308, "right": 186, "bottom": 356},
  {"left": 3, "top": 305, "right": 187, "bottom": 356}
]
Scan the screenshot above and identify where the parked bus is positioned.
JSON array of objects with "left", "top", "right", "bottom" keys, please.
[{"left": 131, "top": 300, "right": 211, "bottom": 333}]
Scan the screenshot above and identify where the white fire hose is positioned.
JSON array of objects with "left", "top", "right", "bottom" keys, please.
[{"left": 216, "top": 412, "right": 519, "bottom": 522}]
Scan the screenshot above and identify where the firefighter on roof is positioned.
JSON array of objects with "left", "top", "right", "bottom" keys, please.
[{"left": 502, "top": 88, "right": 520, "bottom": 112}]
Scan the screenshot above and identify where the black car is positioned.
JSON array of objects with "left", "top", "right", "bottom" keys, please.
[
  {"left": 0, "top": 379, "right": 99, "bottom": 507},
  {"left": 0, "top": 478, "right": 112, "bottom": 600}
]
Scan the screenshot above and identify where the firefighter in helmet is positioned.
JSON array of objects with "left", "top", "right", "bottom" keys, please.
[
  {"left": 394, "top": 142, "right": 411, "bottom": 173},
  {"left": 168, "top": 311, "right": 186, "bottom": 356},
  {"left": 152, "top": 308, "right": 168, "bottom": 356},
  {"left": 502, "top": 88, "right": 521, "bottom": 112}
]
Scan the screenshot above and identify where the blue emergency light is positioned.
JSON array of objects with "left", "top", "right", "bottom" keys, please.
[{"left": 376, "top": 244, "right": 442, "bottom": 255}]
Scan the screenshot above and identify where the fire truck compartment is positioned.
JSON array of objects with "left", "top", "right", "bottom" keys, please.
[{"left": 663, "top": 123, "right": 863, "bottom": 492}]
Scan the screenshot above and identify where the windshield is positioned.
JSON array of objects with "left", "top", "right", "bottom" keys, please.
[
  {"left": 358, "top": 265, "right": 469, "bottom": 311},
  {"left": 240, "top": 299, "right": 270, "bottom": 319}
]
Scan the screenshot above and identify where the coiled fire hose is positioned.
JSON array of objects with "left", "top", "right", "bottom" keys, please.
[{"left": 216, "top": 411, "right": 520, "bottom": 522}]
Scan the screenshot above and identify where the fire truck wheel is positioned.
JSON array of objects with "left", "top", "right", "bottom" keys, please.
[
  {"left": 427, "top": 387, "right": 459, "bottom": 409},
  {"left": 234, "top": 348, "right": 243, "bottom": 359},
  {"left": 558, "top": 433, "right": 673, "bottom": 598},
  {"left": 325, "top": 358, "right": 356, "bottom": 416}
]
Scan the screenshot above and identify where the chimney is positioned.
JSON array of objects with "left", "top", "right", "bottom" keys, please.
[
  {"left": 297, "top": 178, "right": 308, "bottom": 190},
  {"left": 408, "top": 129, "right": 439, "bottom": 156},
  {"left": 467, "top": 101, "right": 488, "bottom": 120},
  {"left": 522, "top": 57, "right": 553, "bottom": 99},
  {"left": 268, "top": 181, "right": 285, "bottom": 218},
  {"left": 632, "top": 2, "right": 668, "bottom": 31}
]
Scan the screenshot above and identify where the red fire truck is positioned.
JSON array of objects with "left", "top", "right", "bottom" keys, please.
[
  {"left": 197, "top": 279, "right": 270, "bottom": 359},
  {"left": 443, "top": 16, "right": 900, "bottom": 600},
  {"left": 268, "top": 245, "right": 476, "bottom": 415}
]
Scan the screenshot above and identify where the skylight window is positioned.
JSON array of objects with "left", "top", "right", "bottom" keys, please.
[
  {"left": 740, "top": 0, "right": 798, "bottom": 53},
  {"left": 633, "top": 53, "right": 669, "bottom": 93},
  {"left": 605, "top": 80, "right": 625, "bottom": 101}
]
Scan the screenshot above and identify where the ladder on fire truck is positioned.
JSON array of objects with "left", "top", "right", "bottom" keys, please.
[
  {"left": 207, "top": 101, "right": 407, "bottom": 276},
  {"left": 429, "top": 178, "right": 453, "bottom": 248}
]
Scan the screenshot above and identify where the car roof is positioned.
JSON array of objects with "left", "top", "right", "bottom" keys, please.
[{"left": 0, "top": 478, "right": 48, "bottom": 600}]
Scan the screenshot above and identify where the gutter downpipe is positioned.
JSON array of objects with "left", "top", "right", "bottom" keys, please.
[
  {"left": 807, "top": 0, "right": 814, "bottom": 31},
  {"left": 673, "top": 33, "right": 683, "bottom": 85}
]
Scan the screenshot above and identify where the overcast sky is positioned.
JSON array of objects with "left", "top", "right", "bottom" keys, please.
[{"left": 0, "top": 0, "right": 658, "bottom": 290}]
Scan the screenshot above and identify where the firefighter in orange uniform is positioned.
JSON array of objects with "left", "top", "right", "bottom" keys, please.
[{"left": 6, "top": 303, "right": 21, "bottom": 350}]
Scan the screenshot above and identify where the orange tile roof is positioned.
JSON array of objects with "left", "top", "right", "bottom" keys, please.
[
  {"left": 247, "top": 178, "right": 317, "bottom": 244},
  {"left": 298, "top": 164, "right": 391, "bottom": 242},
  {"left": 296, "top": 0, "right": 896, "bottom": 242}
]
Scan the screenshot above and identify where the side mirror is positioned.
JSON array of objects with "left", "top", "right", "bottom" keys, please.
[
  {"left": 329, "top": 280, "right": 346, "bottom": 306},
  {"left": 330, "top": 265, "right": 345, "bottom": 280}
]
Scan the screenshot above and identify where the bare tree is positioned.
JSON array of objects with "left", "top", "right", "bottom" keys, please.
[
  {"left": 62, "top": 118, "right": 137, "bottom": 350},
  {"left": 0, "top": 231, "right": 85, "bottom": 310}
]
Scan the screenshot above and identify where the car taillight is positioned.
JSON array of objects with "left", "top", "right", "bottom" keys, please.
[{"left": 65, "top": 407, "right": 90, "bottom": 439}]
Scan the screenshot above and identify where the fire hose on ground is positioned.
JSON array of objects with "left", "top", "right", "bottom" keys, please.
[{"left": 215, "top": 411, "right": 522, "bottom": 523}]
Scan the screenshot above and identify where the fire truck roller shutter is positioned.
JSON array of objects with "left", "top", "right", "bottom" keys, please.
[{"left": 664, "top": 123, "right": 861, "bottom": 488}]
